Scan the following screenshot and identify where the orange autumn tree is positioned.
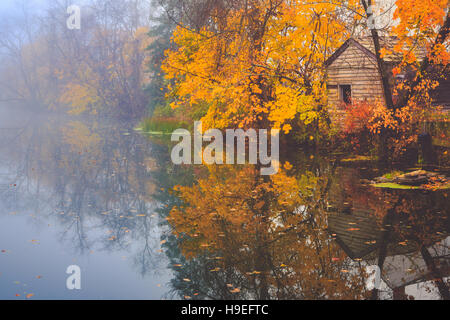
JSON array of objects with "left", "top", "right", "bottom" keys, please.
[
  {"left": 363, "top": 0, "right": 449, "bottom": 158},
  {"left": 162, "top": 0, "right": 364, "bottom": 133},
  {"left": 391, "top": 0, "right": 449, "bottom": 108}
]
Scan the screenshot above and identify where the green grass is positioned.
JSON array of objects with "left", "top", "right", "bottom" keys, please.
[
  {"left": 371, "top": 183, "right": 419, "bottom": 190},
  {"left": 140, "top": 117, "right": 189, "bottom": 135},
  {"left": 382, "top": 171, "right": 404, "bottom": 180},
  {"left": 371, "top": 182, "right": 450, "bottom": 190}
]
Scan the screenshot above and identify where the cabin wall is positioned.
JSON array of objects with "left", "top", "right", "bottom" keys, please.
[{"left": 327, "top": 42, "right": 385, "bottom": 107}]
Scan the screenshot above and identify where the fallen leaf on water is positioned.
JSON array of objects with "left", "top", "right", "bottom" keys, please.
[
  {"left": 254, "top": 201, "right": 265, "bottom": 210},
  {"left": 331, "top": 258, "right": 340, "bottom": 262},
  {"left": 230, "top": 288, "right": 240, "bottom": 293}
]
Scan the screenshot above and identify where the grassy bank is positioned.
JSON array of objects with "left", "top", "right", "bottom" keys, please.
[{"left": 139, "top": 117, "right": 189, "bottom": 134}]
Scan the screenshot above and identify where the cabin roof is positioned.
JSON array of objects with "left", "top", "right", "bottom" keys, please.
[
  {"left": 325, "top": 37, "right": 427, "bottom": 68},
  {"left": 328, "top": 209, "right": 450, "bottom": 289},
  {"left": 325, "top": 38, "right": 376, "bottom": 67},
  {"left": 327, "top": 205, "right": 432, "bottom": 260}
]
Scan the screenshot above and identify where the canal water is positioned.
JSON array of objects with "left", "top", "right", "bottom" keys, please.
[{"left": 0, "top": 106, "right": 448, "bottom": 299}]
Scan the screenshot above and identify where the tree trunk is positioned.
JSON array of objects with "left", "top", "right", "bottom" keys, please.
[
  {"left": 361, "top": 0, "right": 394, "bottom": 110},
  {"left": 418, "top": 132, "right": 437, "bottom": 166},
  {"left": 361, "top": 0, "right": 395, "bottom": 164}
]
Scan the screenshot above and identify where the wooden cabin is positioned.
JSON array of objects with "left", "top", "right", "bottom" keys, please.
[
  {"left": 325, "top": 37, "right": 450, "bottom": 110},
  {"left": 326, "top": 38, "right": 385, "bottom": 107}
]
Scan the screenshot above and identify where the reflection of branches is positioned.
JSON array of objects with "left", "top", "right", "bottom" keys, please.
[
  {"left": 57, "top": 178, "right": 91, "bottom": 254},
  {"left": 132, "top": 214, "right": 167, "bottom": 277},
  {"left": 0, "top": 116, "right": 166, "bottom": 278}
]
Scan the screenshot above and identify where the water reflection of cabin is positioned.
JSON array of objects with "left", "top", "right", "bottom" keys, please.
[
  {"left": 325, "top": 37, "right": 450, "bottom": 110},
  {"left": 328, "top": 204, "right": 450, "bottom": 299}
]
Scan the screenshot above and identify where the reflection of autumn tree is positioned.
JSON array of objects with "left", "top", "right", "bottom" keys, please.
[
  {"left": 168, "top": 165, "right": 368, "bottom": 299},
  {"left": 0, "top": 117, "right": 166, "bottom": 275}
]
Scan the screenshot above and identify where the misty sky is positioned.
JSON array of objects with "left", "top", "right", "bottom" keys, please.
[{"left": 0, "top": 0, "right": 45, "bottom": 18}]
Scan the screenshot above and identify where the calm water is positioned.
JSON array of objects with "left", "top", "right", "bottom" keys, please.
[{"left": 0, "top": 107, "right": 448, "bottom": 300}]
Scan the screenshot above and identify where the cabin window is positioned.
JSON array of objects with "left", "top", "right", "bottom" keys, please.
[{"left": 339, "top": 85, "right": 352, "bottom": 104}]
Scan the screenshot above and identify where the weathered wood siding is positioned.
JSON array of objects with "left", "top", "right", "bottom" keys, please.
[{"left": 327, "top": 42, "right": 385, "bottom": 107}]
